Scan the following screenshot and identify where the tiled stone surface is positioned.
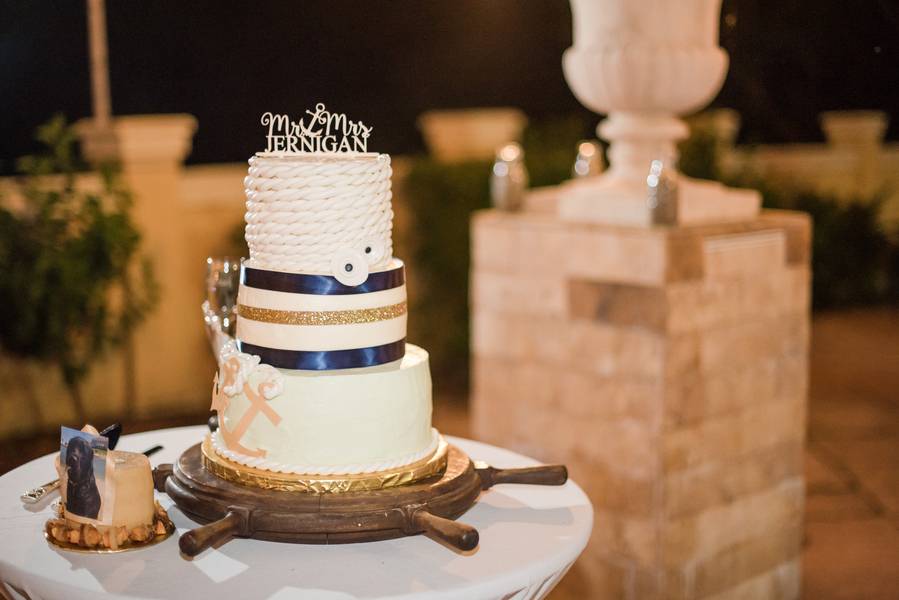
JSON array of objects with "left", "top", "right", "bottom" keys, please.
[
  {"left": 560, "top": 550, "right": 635, "bottom": 599},
  {"left": 804, "top": 491, "right": 878, "bottom": 522},
  {"left": 691, "top": 525, "right": 802, "bottom": 598},
  {"left": 702, "top": 230, "right": 787, "bottom": 280},
  {"left": 697, "top": 313, "right": 808, "bottom": 374},
  {"left": 571, "top": 460, "right": 657, "bottom": 516},
  {"left": 662, "top": 479, "right": 804, "bottom": 565},
  {"left": 568, "top": 280, "right": 669, "bottom": 331},
  {"left": 663, "top": 440, "right": 803, "bottom": 518},
  {"left": 804, "top": 452, "right": 849, "bottom": 494},
  {"left": 818, "top": 437, "right": 899, "bottom": 514},
  {"left": 590, "top": 509, "right": 659, "bottom": 564},
  {"left": 662, "top": 399, "right": 805, "bottom": 472},
  {"left": 759, "top": 210, "right": 812, "bottom": 265},
  {"left": 802, "top": 519, "right": 899, "bottom": 599},
  {"left": 703, "top": 559, "right": 801, "bottom": 600},
  {"left": 793, "top": 308, "right": 899, "bottom": 600},
  {"left": 471, "top": 271, "right": 568, "bottom": 317},
  {"left": 471, "top": 209, "right": 812, "bottom": 599}
]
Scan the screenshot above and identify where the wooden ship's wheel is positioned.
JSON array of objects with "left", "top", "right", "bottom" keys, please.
[{"left": 154, "top": 437, "right": 567, "bottom": 557}]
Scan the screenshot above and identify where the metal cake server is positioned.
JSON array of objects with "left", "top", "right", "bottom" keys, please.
[{"left": 20, "top": 443, "right": 163, "bottom": 504}]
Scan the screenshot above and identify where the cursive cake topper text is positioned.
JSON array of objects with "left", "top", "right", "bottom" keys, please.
[{"left": 261, "top": 104, "right": 372, "bottom": 153}]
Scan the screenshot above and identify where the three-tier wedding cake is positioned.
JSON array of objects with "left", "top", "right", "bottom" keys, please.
[{"left": 208, "top": 105, "right": 439, "bottom": 477}]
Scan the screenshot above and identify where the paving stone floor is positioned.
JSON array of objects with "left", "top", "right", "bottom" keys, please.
[
  {"left": 801, "top": 308, "right": 899, "bottom": 600},
  {"left": 2, "top": 308, "right": 897, "bottom": 598}
]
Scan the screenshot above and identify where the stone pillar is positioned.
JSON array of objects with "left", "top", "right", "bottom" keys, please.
[
  {"left": 79, "top": 115, "right": 201, "bottom": 415},
  {"left": 471, "top": 199, "right": 810, "bottom": 598}
]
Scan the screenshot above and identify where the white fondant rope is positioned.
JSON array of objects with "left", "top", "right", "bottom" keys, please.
[
  {"left": 246, "top": 205, "right": 391, "bottom": 229},
  {"left": 245, "top": 182, "right": 390, "bottom": 205},
  {"left": 245, "top": 218, "right": 392, "bottom": 247},
  {"left": 211, "top": 428, "right": 440, "bottom": 475},
  {"left": 245, "top": 154, "right": 394, "bottom": 274}
]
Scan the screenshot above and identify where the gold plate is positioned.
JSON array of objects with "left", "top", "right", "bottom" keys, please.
[
  {"left": 45, "top": 519, "right": 174, "bottom": 554},
  {"left": 201, "top": 435, "right": 449, "bottom": 493}
]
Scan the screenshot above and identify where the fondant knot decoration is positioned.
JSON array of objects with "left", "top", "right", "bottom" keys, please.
[{"left": 211, "top": 351, "right": 284, "bottom": 459}]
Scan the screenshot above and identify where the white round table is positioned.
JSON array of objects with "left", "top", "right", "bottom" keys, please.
[{"left": 0, "top": 426, "right": 592, "bottom": 600}]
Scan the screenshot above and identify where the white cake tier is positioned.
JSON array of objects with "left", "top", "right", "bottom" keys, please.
[
  {"left": 215, "top": 344, "right": 434, "bottom": 475},
  {"left": 244, "top": 153, "right": 394, "bottom": 276}
]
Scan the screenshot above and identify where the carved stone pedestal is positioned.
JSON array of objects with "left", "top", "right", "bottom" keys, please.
[{"left": 470, "top": 193, "right": 810, "bottom": 599}]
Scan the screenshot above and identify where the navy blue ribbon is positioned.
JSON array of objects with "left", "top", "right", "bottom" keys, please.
[
  {"left": 241, "top": 264, "right": 404, "bottom": 295},
  {"left": 236, "top": 339, "right": 406, "bottom": 370}
]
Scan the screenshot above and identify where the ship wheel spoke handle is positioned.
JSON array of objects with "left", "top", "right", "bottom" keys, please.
[
  {"left": 179, "top": 506, "right": 251, "bottom": 557},
  {"left": 152, "top": 464, "right": 173, "bottom": 493},
  {"left": 405, "top": 506, "right": 479, "bottom": 552},
  {"left": 474, "top": 462, "right": 568, "bottom": 489}
]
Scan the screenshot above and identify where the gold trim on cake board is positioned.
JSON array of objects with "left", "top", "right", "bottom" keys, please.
[{"left": 201, "top": 434, "right": 448, "bottom": 493}]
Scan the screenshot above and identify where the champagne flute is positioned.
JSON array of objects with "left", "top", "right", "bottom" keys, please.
[{"left": 203, "top": 256, "right": 242, "bottom": 357}]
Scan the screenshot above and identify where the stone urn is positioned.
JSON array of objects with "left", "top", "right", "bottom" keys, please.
[{"left": 558, "top": 0, "right": 759, "bottom": 225}]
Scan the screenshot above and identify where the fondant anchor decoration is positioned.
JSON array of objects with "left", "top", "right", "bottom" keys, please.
[{"left": 211, "top": 342, "right": 284, "bottom": 458}]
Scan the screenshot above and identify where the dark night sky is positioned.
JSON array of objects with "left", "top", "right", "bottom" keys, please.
[{"left": 1, "top": 0, "right": 897, "bottom": 174}]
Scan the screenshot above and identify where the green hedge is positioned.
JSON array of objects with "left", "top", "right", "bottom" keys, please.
[
  {"left": 403, "top": 160, "right": 491, "bottom": 391},
  {"left": 0, "top": 116, "right": 158, "bottom": 423},
  {"left": 403, "top": 118, "right": 590, "bottom": 390}
]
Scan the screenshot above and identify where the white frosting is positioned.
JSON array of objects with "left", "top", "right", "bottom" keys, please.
[
  {"left": 217, "top": 344, "right": 433, "bottom": 473},
  {"left": 244, "top": 153, "right": 393, "bottom": 274},
  {"left": 211, "top": 427, "right": 440, "bottom": 475}
]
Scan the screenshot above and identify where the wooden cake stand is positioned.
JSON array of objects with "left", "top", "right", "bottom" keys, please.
[{"left": 153, "top": 438, "right": 567, "bottom": 557}]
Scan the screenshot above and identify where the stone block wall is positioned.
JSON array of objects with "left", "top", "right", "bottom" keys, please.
[{"left": 471, "top": 208, "right": 811, "bottom": 599}]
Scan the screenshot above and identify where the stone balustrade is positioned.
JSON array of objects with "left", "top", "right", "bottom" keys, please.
[{"left": 705, "top": 109, "right": 898, "bottom": 223}]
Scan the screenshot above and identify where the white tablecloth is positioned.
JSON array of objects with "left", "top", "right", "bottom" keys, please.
[{"left": 0, "top": 426, "right": 592, "bottom": 600}]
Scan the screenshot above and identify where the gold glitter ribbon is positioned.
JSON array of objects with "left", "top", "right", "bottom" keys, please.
[{"left": 238, "top": 301, "right": 407, "bottom": 326}]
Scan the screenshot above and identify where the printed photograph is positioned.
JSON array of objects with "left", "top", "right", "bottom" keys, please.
[{"left": 59, "top": 427, "right": 109, "bottom": 522}]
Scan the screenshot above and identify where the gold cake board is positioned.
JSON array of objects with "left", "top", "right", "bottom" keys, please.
[{"left": 200, "top": 435, "right": 449, "bottom": 494}]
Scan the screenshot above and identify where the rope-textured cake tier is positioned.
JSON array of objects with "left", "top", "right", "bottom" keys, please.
[{"left": 244, "top": 154, "right": 394, "bottom": 274}]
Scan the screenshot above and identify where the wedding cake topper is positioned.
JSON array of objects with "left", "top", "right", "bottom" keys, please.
[{"left": 261, "top": 103, "right": 372, "bottom": 153}]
